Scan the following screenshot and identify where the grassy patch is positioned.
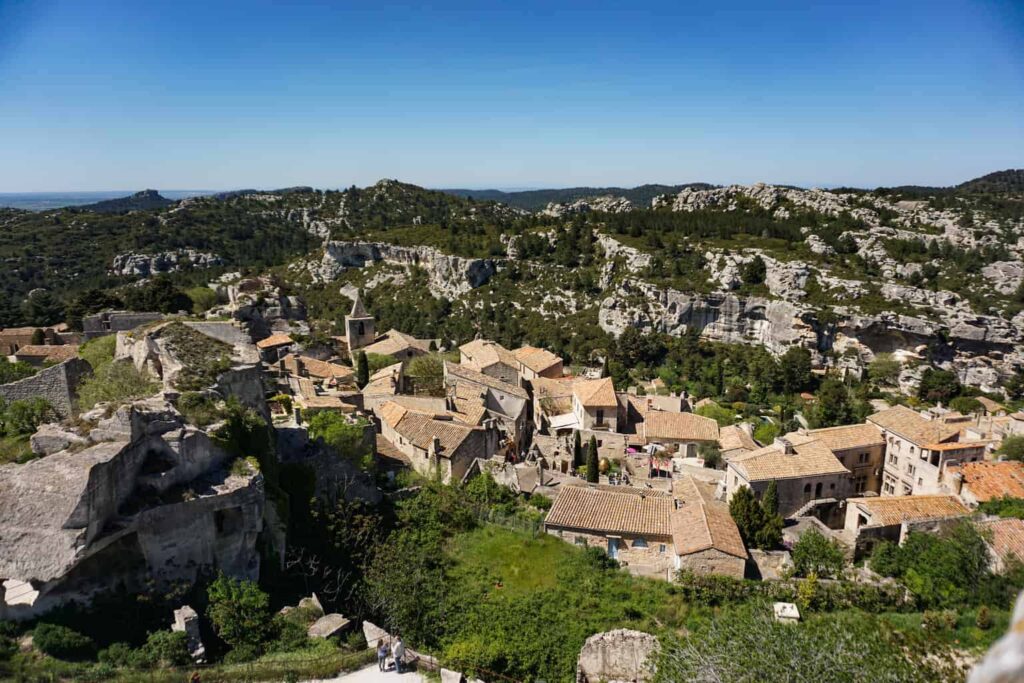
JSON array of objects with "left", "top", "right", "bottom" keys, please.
[
  {"left": 0, "top": 434, "right": 33, "bottom": 464},
  {"left": 447, "top": 526, "right": 568, "bottom": 595},
  {"left": 877, "top": 607, "right": 1010, "bottom": 652}
]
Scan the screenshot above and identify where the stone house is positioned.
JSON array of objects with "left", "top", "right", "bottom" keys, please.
[
  {"left": 81, "top": 311, "right": 164, "bottom": 340},
  {"left": 975, "top": 397, "right": 1008, "bottom": 417},
  {"left": 0, "top": 326, "right": 76, "bottom": 355},
  {"left": 718, "top": 424, "right": 760, "bottom": 461},
  {"left": 841, "top": 494, "right": 968, "bottom": 558},
  {"left": 443, "top": 361, "right": 530, "bottom": 452},
  {"left": 641, "top": 410, "right": 720, "bottom": 457},
  {"left": 512, "top": 345, "right": 563, "bottom": 381},
  {"left": 868, "top": 406, "right": 987, "bottom": 496},
  {"left": 671, "top": 476, "right": 747, "bottom": 579},
  {"left": 255, "top": 332, "right": 296, "bottom": 362},
  {"left": 378, "top": 400, "right": 499, "bottom": 483},
  {"left": 544, "top": 485, "right": 676, "bottom": 579},
  {"left": 359, "top": 329, "right": 434, "bottom": 362},
  {"left": 726, "top": 434, "right": 851, "bottom": 520},
  {"left": 458, "top": 339, "right": 520, "bottom": 385},
  {"left": 572, "top": 377, "right": 618, "bottom": 432},
  {"left": 804, "top": 423, "right": 885, "bottom": 495},
  {"left": 941, "top": 460, "right": 1024, "bottom": 508},
  {"left": 531, "top": 376, "right": 579, "bottom": 433},
  {"left": 11, "top": 344, "right": 80, "bottom": 367},
  {"left": 280, "top": 354, "right": 355, "bottom": 387},
  {"left": 360, "top": 362, "right": 406, "bottom": 414}
]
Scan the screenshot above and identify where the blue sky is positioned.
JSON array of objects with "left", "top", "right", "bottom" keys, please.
[{"left": 0, "top": 0, "right": 1022, "bottom": 191}]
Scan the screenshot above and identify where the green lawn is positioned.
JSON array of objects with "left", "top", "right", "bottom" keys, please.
[{"left": 447, "top": 526, "right": 570, "bottom": 594}]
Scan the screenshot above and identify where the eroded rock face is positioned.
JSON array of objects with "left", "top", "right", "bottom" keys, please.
[
  {"left": 314, "top": 241, "right": 499, "bottom": 298},
  {"left": 111, "top": 250, "right": 223, "bottom": 277},
  {"left": 543, "top": 195, "right": 634, "bottom": 217},
  {"left": 577, "top": 629, "right": 659, "bottom": 683},
  {"left": 982, "top": 261, "right": 1024, "bottom": 296}
]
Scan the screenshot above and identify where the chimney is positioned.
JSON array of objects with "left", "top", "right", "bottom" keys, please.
[
  {"left": 775, "top": 437, "right": 795, "bottom": 455},
  {"left": 431, "top": 436, "right": 442, "bottom": 454}
]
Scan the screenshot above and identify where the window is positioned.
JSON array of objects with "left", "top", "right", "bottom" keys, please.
[
  {"left": 829, "top": 482, "right": 835, "bottom": 491},
  {"left": 855, "top": 476, "right": 867, "bottom": 493},
  {"left": 596, "top": 409, "right": 605, "bottom": 423},
  {"left": 902, "top": 484, "right": 913, "bottom": 495},
  {"left": 858, "top": 452, "right": 869, "bottom": 464},
  {"left": 659, "top": 544, "right": 666, "bottom": 554},
  {"left": 575, "top": 537, "right": 588, "bottom": 546},
  {"left": 633, "top": 538, "right": 648, "bottom": 548},
  {"left": 906, "top": 464, "right": 915, "bottom": 476},
  {"left": 888, "top": 453, "right": 898, "bottom": 465},
  {"left": 357, "top": 322, "right": 365, "bottom": 336},
  {"left": 814, "top": 482, "right": 823, "bottom": 498}
]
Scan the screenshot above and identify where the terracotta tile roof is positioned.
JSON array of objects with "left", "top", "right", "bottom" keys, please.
[
  {"left": 298, "top": 395, "right": 349, "bottom": 410},
  {"left": 922, "top": 441, "right": 989, "bottom": 452},
  {"left": 513, "top": 346, "right": 562, "bottom": 374},
  {"left": 848, "top": 495, "right": 968, "bottom": 527},
  {"left": 719, "top": 425, "right": 759, "bottom": 454},
  {"left": 451, "top": 397, "right": 487, "bottom": 426},
  {"left": 283, "top": 354, "right": 355, "bottom": 382},
  {"left": 730, "top": 434, "right": 848, "bottom": 482},
  {"left": 12, "top": 345, "right": 79, "bottom": 362},
  {"left": 256, "top": 333, "right": 294, "bottom": 349},
  {"left": 370, "top": 361, "right": 404, "bottom": 382},
  {"left": 867, "top": 405, "right": 961, "bottom": 446},
  {"left": 643, "top": 410, "right": 720, "bottom": 443},
  {"left": 953, "top": 461, "right": 1024, "bottom": 502},
  {"left": 459, "top": 339, "right": 518, "bottom": 371},
  {"left": 573, "top": 377, "right": 617, "bottom": 408},
  {"left": 444, "top": 361, "right": 528, "bottom": 400},
  {"left": 670, "top": 476, "right": 746, "bottom": 559},
  {"left": 979, "top": 518, "right": 1024, "bottom": 566},
  {"left": 379, "top": 400, "right": 479, "bottom": 457},
  {"left": 565, "top": 482, "right": 671, "bottom": 498},
  {"left": 806, "top": 423, "right": 884, "bottom": 452},
  {"left": 363, "top": 362, "right": 404, "bottom": 395},
  {"left": 976, "top": 397, "right": 1007, "bottom": 414},
  {"left": 532, "top": 376, "right": 578, "bottom": 399},
  {"left": 362, "top": 329, "right": 432, "bottom": 357},
  {"left": 545, "top": 485, "right": 672, "bottom": 538}
]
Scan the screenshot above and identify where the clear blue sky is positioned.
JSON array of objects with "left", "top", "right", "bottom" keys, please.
[{"left": 1, "top": 0, "right": 1022, "bottom": 191}]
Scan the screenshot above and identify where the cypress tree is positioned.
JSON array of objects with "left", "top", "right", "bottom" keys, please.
[
  {"left": 573, "top": 430, "right": 583, "bottom": 468},
  {"left": 763, "top": 480, "right": 780, "bottom": 517},
  {"left": 586, "top": 435, "right": 599, "bottom": 483},
  {"left": 356, "top": 351, "right": 369, "bottom": 388}
]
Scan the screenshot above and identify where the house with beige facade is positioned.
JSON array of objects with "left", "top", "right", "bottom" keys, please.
[
  {"left": 804, "top": 423, "right": 885, "bottom": 495},
  {"left": 641, "top": 410, "right": 719, "bottom": 458},
  {"left": 868, "top": 405, "right": 987, "bottom": 496},
  {"left": 360, "top": 329, "right": 435, "bottom": 362},
  {"left": 572, "top": 377, "right": 618, "bottom": 432},
  {"left": 443, "top": 361, "right": 530, "bottom": 452},
  {"left": 726, "top": 434, "right": 851, "bottom": 519}
]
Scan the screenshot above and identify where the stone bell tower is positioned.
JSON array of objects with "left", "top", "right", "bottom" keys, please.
[{"left": 344, "top": 291, "right": 376, "bottom": 353}]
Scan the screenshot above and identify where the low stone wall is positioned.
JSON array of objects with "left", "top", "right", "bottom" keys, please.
[{"left": 0, "top": 358, "right": 92, "bottom": 418}]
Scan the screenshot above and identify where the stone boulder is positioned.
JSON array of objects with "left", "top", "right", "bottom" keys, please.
[
  {"left": 172, "top": 605, "right": 206, "bottom": 663},
  {"left": 30, "top": 424, "right": 87, "bottom": 456},
  {"left": 308, "top": 613, "right": 351, "bottom": 639},
  {"left": 576, "top": 629, "right": 659, "bottom": 683}
]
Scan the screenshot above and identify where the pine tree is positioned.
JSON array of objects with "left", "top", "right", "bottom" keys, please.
[
  {"left": 586, "top": 435, "right": 599, "bottom": 483},
  {"left": 573, "top": 430, "right": 583, "bottom": 468},
  {"left": 356, "top": 351, "right": 369, "bottom": 388}
]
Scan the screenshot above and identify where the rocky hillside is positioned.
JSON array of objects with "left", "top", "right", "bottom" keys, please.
[
  {"left": 3, "top": 173, "right": 1022, "bottom": 393},
  {"left": 79, "top": 189, "right": 175, "bottom": 213}
]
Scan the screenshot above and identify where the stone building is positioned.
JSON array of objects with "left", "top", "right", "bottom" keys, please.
[
  {"left": 378, "top": 400, "right": 499, "bottom": 483},
  {"left": 458, "top": 339, "right": 520, "bottom": 385},
  {"left": 804, "top": 423, "right": 885, "bottom": 495},
  {"left": 572, "top": 377, "right": 618, "bottom": 432},
  {"left": 718, "top": 424, "right": 759, "bottom": 461},
  {"left": 641, "top": 410, "right": 720, "bottom": 457},
  {"left": 359, "top": 329, "right": 435, "bottom": 362},
  {"left": 726, "top": 434, "right": 851, "bottom": 520},
  {"left": 942, "top": 460, "right": 1024, "bottom": 508},
  {"left": 0, "top": 358, "right": 92, "bottom": 419},
  {"left": 868, "top": 406, "right": 987, "bottom": 496},
  {"left": 81, "top": 311, "right": 164, "bottom": 339},
  {"left": 512, "top": 345, "right": 564, "bottom": 381},
  {"left": 343, "top": 293, "right": 376, "bottom": 355},
  {"left": 671, "top": 476, "right": 747, "bottom": 579},
  {"left": 841, "top": 494, "right": 968, "bottom": 558},
  {"left": 545, "top": 484, "right": 676, "bottom": 579},
  {"left": 443, "top": 361, "right": 530, "bottom": 452}
]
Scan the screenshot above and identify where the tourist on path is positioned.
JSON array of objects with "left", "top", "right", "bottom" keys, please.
[
  {"left": 377, "top": 639, "right": 389, "bottom": 672},
  {"left": 392, "top": 635, "right": 406, "bottom": 674}
]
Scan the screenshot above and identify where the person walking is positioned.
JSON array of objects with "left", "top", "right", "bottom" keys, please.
[
  {"left": 377, "top": 639, "right": 389, "bottom": 672},
  {"left": 392, "top": 634, "right": 406, "bottom": 674}
]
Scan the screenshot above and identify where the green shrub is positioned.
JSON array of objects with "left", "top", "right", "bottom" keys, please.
[
  {"left": 186, "top": 286, "right": 218, "bottom": 314},
  {"left": 176, "top": 391, "right": 224, "bottom": 427},
  {"left": 791, "top": 528, "right": 846, "bottom": 579},
  {"left": 1, "top": 397, "right": 54, "bottom": 435},
  {"left": 922, "top": 610, "right": 958, "bottom": 631},
  {"left": 207, "top": 573, "right": 273, "bottom": 655},
  {"left": 0, "top": 358, "right": 37, "bottom": 384},
  {"left": 134, "top": 630, "right": 190, "bottom": 668},
  {"left": 976, "top": 605, "right": 992, "bottom": 630},
  {"left": 33, "top": 623, "right": 96, "bottom": 661},
  {"left": 97, "top": 641, "right": 135, "bottom": 667},
  {"left": 269, "top": 615, "right": 311, "bottom": 653}
]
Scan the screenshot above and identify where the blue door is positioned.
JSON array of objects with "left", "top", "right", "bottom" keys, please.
[{"left": 608, "top": 538, "right": 619, "bottom": 559}]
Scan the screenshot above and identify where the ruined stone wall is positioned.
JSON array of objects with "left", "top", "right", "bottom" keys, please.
[
  {"left": 0, "top": 358, "right": 91, "bottom": 418},
  {"left": 676, "top": 548, "right": 746, "bottom": 580},
  {"left": 83, "top": 311, "right": 164, "bottom": 339}
]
